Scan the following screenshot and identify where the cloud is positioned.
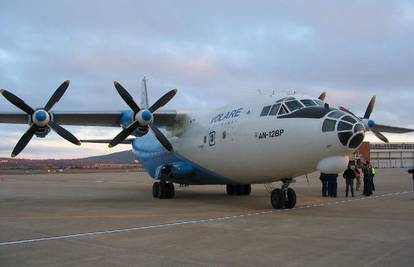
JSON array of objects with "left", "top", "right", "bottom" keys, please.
[{"left": 1, "top": 0, "right": 414, "bottom": 158}]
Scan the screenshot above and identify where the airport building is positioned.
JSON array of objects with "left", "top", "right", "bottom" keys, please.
[{"left": 354, "top": 142, "right": 414, "bottom": 168}]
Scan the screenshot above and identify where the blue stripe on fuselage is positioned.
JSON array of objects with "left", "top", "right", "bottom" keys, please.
[{"left": 131, "top": 135, "right": 235, "bottom": 185}]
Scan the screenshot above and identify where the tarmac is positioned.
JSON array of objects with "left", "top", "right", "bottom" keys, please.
[{"left": 0, "top": 168, "right": 413, "bottom": 266}]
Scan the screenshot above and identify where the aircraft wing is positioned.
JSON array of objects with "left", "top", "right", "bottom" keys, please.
[{"left": 0, "top": 110, "right": 186, "bottom": 128}]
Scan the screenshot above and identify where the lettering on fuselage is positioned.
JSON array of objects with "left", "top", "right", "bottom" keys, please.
[
  {"left": 256, "top": 129, "right": 285, "bottom": 140},
  {"left": 211, "top": 108, "right": 243, "bottom": 124}
]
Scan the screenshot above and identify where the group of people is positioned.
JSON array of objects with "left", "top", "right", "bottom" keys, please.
[{"left": 320, "top": 161, "right": 376, "bottom": 198}]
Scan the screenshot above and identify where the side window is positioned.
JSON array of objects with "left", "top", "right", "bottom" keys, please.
[
  {"left": 300, "top": 99, "right": 317, "bottom": 107},
  {"left": 269, "top": 104, "right": 281, "bottom": 116},
  {"left": 222, "top": 131, "right": 226, "bottom": 139},
  {"left": 278, "top": 105, "right": 288, "bottom": 115},
  {"left": 203, "top": 136, "right": 207, "bottom": 144},
  {"left": 285, "top": 100, "right": 303, "bottom": 112},
  {"left": 260, "top": 105, "right": 272, "bottom": 116},
  {"left": 322, "top": 119, "right": 336, "bottom": 132}
]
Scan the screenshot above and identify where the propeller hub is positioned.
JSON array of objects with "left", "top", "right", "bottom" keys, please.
[
  {"left": 32, "top": 109, "right": 50, "bottom": 127},
  {"left": 367, "top": 119, "right": 375, "bottom": 128},
  {"left": 135, "top": 109, "right": 153, "bottom": 126}
]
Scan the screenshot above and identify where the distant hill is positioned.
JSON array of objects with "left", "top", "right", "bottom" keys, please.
[{"left": 83, "top": 150, "right": 135, "bottom": 163}]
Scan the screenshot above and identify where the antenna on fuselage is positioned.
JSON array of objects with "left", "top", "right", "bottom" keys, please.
[{"left": 140, "top": 76, "right": 150, "bottom": 109}]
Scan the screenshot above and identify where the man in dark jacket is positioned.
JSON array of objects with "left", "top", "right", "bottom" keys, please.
[
  {"left": 343, "top": 165, "right": 356, "bottom": 197},
  {"left": 320, "top": 173, "right": 328, "bottom": 197},
  {"left": 362, "top": 162, "right": 373, "bottom": 196},
  {"left": 408, "top": 167, "right": 414, "bottom": 193},
  {"left": 326, "top": 173, "right": 338, "bottom": 197}
]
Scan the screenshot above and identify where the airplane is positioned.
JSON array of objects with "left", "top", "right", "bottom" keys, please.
[{"left": 1, "top": 78, "right": 413, "bottom": 209}]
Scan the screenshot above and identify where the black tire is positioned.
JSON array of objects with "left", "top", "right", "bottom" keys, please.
[
  {"left": 271, "top": 188, "right": 284, "bottom": 209},
  {"left": 226, "top": 184, "right": 234, "bottom": 195},
  {"left": 158, "top": 182, "right": 167, "bottom": 199},
  {"left": 243, "top": 184, "right": 251, "bottom": 195},
  {"left": 152, "top": 182, "right": 159, "bottom": 198},
  {"left": 285, "top": 188, "right": 296, "bottom": 209},
  {"left": 166, "top": 183, "right": 175, "bottom": 199}
]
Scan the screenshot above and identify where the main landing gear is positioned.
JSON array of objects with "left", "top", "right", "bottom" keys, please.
[
  {"left": 270, "top": 179, "right": 296, "bottom": 209},
  {"left": 226, "top": 184, "right": 251, "bottom": 196},
  {"left": 152, "top": 181, "right": 175, "bottom": 199}
]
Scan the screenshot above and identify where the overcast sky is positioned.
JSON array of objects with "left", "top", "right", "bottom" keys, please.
[{"left": 1, "top": 0, "right": 414, "bottom": 159}]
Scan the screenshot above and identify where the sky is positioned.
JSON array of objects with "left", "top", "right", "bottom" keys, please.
[{"left": 1, "top": 0, "right": 414, "bottom": 159}]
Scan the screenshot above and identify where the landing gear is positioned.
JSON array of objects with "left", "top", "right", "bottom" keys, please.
[
  {"left": 226, "top": 184, "right": 251, "bottom": 195},
  {"left": 270, "top": 179, "right": 296, "bottom": 209},
  {"left": 152, "top": 181, "right": 175, "bottom": 199}
]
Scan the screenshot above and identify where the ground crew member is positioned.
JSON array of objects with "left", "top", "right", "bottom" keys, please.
[
  {"left": 363, "top": 162, "right": 373, "bottom": 196},
  {"left": 370, "top": 162, "right": 376, "bottom": 191},
  {"left": 343, "top": 165, "right": 356, "bottom": 197},
  {"left": 408, "top": 167, "right": 414, "bottom": 194},
  {"left": 326, "top": 173, "right": 338, "bottom": 198},
  {"left": 320, "top": 173, "right": 328, "bottom": 197},
  {"left": 354, "top": 166, "right": 361, "bottom": 191}
]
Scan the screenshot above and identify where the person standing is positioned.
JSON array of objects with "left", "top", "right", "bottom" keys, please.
[
  {"left": 320, "top": 173, "right": 328, "bottom": 197},
  {"left": 370, "top": 163, "right": 376, "bottom": 191},
  {"left": 363, "top": 162, "right": 373, "bottom": 196},
  {"left": 354, "top": 166, "right": 361, "bottom": 191},
  {"left": 327, "top": 173, "right": 338, "bottom": 197},
  {"left": 408, "top": 167, "right": 414, "bottom": 194},
  {"left": 343, "top": 165, "right": 356, "bottom": 197}
]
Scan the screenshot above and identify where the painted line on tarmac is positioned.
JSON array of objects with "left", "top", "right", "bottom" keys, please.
[{"left": 0, "top": 190, "right": 412, "bottom": 247}]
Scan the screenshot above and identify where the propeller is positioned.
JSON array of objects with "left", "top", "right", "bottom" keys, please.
[
  {"left": 0, "top": 80, "right": 81, "bottom": 157},
  {"left": 339, "top": 96, "right": 414, "bottom": 143},
  {"left": 318, "top": 91, "right": 327, "bottom": 101},
  {"left": 109, "top": 81, "right": 176, "bottom": 151}
]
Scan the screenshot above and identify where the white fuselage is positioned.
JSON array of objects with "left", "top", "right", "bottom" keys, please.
[{"left": 170, "top": 94, "right": 360, "bottom": 184}]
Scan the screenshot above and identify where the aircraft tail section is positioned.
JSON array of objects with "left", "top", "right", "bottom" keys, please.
[{"left": 140, "top": 77, "right": 150, "bottom": 109}]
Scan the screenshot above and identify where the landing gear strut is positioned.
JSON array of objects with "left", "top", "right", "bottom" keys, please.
[
  {"left": 152, "top": 181, "right": 175, "bottom": 199},
  {"left": 226, "top": 184, "right": 251, "bottom": 196},
  {"left": 270, "top": 179, "right": 296, "bottom": 209}
]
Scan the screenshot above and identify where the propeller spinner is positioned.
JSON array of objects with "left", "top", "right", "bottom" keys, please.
[
  {"left": 109, "top": 81, "right": 176, "bottom": 151},
  {"left": 0, "top": 80, "right": 81, "bottom": 157}
]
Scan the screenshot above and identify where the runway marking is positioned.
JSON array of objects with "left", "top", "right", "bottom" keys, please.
[{"left": 0, "top": 190, "right": 412, "bottom": 247}]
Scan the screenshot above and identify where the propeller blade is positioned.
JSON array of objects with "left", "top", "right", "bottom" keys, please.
[
  {"left": 0, "top": 89, "right": 35, "bottom": 115},
  {"left": 109, "top": 121, "right": 140, "bottom": 148},
  {"left": 318, "top": 91, "right": 327, "bottom": 101},
  {"left": 44, "top": 80, "right": 70, "bottom": 111},
  {"left": 48, "top": 121, "right": 81, "bottom": 145},
  {"left": 149, "top": 124, "right": 173, "bottom": 151},
  {"left": 339, "top": 106, "right": 358, "bottom": 117},
  {"left": 149, "top": 89, "right": 177, "bottom": 113},
  {"left": 372, "top": 130, "right": 389, "bottom": 143},
  {"left": 11, "top": 124, "right": 38, "bottom": 157},
  {"left": 371, "top": 124, "right": 414, "bottom": 134},
  {"left": 363, "top": 96, "right": 376, "bottom": 119},
  {"left": 114, "top": 81, "right": 140, "bottom": 113}
]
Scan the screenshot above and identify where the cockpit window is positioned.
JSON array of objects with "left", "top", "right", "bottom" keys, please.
[
  {"left": 300, "top": 99, "right": 317, "bottom": 107},
  {"left": 322, "top": 119, "right": 336, "bottom": 132},
  {"left": 269, "top": 103, "right": 281, "bottom": 116},
  {"left": 328, "top": 110, "right": 346, "bottom": 119},
  {"left": 260, "top": 105, "right": 272, "bottom": 116},
  {"left": 278, "top": 105, "right": 288, "bottom": 115},
  {"left": 285, "top": 100, "right": 303, "bottom": 112},
  {"left": 338, "top": 121, "right": 353, "bottom": 131},
  {"left": 342, "top": 116, "right": 357, "bottom": 124}
]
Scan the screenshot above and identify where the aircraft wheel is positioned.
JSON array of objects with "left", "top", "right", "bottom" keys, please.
[
  {"left": 152, "top": 182, "right": 159, "bottom": 198},
  {"left": 158, "top": 182, "right": 167, "bottom": 199},
  {"left": 166, "top": 183, "right": 175, "bottom": 199},
  {"left": 226, "top": 184, "right": 235, "bottom": 195},
  {"left": 271, "top": 188, "right": 284, "bottom": 209},
  {"left": 243, "top": 184, "right": 251, "bottom": 195},
  {"left": 285, "top": 188, "right": 296, "bottom": 209}
]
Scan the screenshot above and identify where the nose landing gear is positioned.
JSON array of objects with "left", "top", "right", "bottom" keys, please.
[
  {"left": 152, "top": 181, "right": 175, "bottom": 199},
  {"left": 270, "top": 179, "right": 296, "bottom": 209}
]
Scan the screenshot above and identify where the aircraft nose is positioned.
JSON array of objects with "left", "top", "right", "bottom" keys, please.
[{"left": 337, "top": 115, "right": 365, "bottom": 149}]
